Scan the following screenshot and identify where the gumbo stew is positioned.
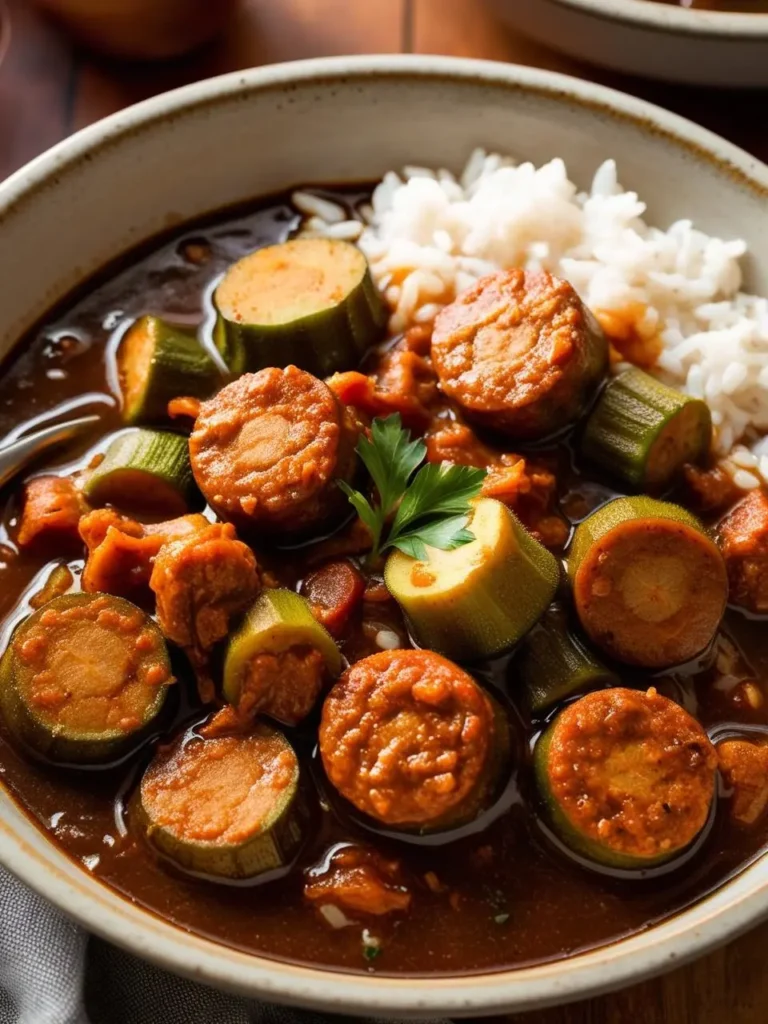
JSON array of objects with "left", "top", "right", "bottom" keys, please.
[{"left": 0, "top": 187, "right": 767, "bottom": 976}]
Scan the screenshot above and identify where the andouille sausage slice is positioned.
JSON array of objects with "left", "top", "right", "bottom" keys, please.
[
  {"left": 138, "top": 721, "right": 307, "bottom": 882},
  {"left": 717, "top": 488, "right": 768, "bottom": 615},
  {"left": 189, "top": 365, "right": 361, "bottom": 535},
  {"left": 568, "top": 497, "right": 727, "bottom": 668},
  {"left": 431, "top": 270, "right": 608, "bottom": 440},
  {"left": 319, "top": 649, "right": 504, "bottom": 830},
  {"left": 535, "top": 687, "right": 717, "bottom": 868},
  {"left": 0, "top": 593, "right": 172, "bottom": 764}
]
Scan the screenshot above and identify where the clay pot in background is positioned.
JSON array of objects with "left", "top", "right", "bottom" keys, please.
[{"left": 33, "top": 0, "right": 240, "bottom": 61}]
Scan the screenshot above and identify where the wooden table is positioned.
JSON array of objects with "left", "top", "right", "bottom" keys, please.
[{"left": 1, "top": 1, "right": 767, "bottom": 1021}]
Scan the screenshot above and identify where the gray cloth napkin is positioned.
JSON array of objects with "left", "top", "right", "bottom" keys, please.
[{"left": 0, "top": 866, "right": 446, "bottom": 1024}]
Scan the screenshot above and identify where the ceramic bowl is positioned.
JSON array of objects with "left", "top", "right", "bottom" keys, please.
[
  {"left": 487, "top": 0, "right": 768, "bottom": 87},
  {"left": 1, "top": 55, "right": 768, "bottom": 1017}
]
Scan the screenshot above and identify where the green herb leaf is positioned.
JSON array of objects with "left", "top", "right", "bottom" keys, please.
[
  {"left": 357, "top": 413, "right": 425, "bottom": 516},
  {"left": 363, "top": 944, "right": 382, "bottom": 962},
  {"left": 337, "top": 481, "right": 382, "bottom": 552},
  {"left": 340, "top": 415, "right": 486, "bottom": 564},
  {"left": 390, "top": 515, "right": 475, "bottom": 561},
  {"left": 392, "top": 463, "right": 486, "bottom": 534},
  {"left": 494, "top": 913, "right": 510, "bottom": 926}
]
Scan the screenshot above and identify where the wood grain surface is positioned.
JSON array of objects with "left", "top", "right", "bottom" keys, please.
[{"left": 1, "top": 1, "right": 767, "bottom": 1020}]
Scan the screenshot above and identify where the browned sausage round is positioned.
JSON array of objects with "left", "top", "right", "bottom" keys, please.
[
  {"left": 189, "top": 365, "right": 360, "bottom": 535},
  {"left": 431, "top": 270, "right": 608, "bottom": 440},
  {"left": 319, "top": 649, "right": 499, "bottom": 829}
]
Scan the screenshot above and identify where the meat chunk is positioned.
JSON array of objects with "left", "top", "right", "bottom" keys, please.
[
  {"left": 717, "top": 489, "right": 768, "bottom": 614},
  {"left": 431, "top": 269, "right": 608, "bottom": 440},
  {"left": 149, "top": 523, "right": 260, "bottom": 650},
  {"left": 17, "top": 475, "right": 85, "bottom": 551},
  {"left": 319, "top": 649, "right": 497, "bottom": 828},
  {"left": 425, "top": 420, "right": 568, "bottom": 548},
  {"left": 189, "top": 366, "right": 360, "bottom": 536},
  {"left": 305, "top": 845, "right": 411, "bottom": 918},
  {"left": 717, "top": 738, "right": 768, "bottom": 826},
  {"left": 79, "top": 510, "right": 208, "bottom": 598}
]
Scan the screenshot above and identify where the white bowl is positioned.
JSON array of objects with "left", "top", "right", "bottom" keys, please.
[
  {"left": 1, "top": 55, "right": 768, "bottom": 1017},
  {"left": 487, "top": 0, "right": 768, "bottom": 87}
]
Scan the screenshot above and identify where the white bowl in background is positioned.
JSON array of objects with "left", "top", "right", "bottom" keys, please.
[
  {"left": 487, "top": 0, "right": 768, "bottom": 87},
  {"left": 1, "top": 55, "right": 768, "bottom": 1017}
]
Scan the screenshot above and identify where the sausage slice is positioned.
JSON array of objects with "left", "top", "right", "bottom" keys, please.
[
  {"left": 189, "top": 365, "right": 360, "bottom": 535},
  {"left": 319, "top": 649, "right": 501, "bottom": 829},
  {"left": 431, "top": 269, "right": 607, "bottom": 439}
]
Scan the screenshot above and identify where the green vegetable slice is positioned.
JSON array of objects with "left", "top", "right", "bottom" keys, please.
[
  {"left": 118, "top": 315, "right": 222, "bottom": 424},
  {"left": 213, "top": 238, "right": 386, "bottom": 375},
  {"left": 138, "top": 722, "right": 307, "bottom": 882},
  {"left": 0, "top": 593, "right": 171, "bottom": 764},
  {"left": 567, "top": 496, "right": 727, "bottom": 668},
  {"left": 534, "top": 687, "right": 717, "bottom": 869},
  {"left": 517, "top": 605, "right": 618, "bottom": 714},
  {"left": 384, "top": 497, "right": 560, "bottom": 662},
  {"left": 84, "top": 429, "right": 199, "bottom": 517},
  {"left": 223, "top": 589, "right": 341, "bottom": 726},
  {"left": 580, "top": 367, "right": 712, "bottom": 492}
]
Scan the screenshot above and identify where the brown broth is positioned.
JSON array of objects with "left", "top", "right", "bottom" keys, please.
[{"left": 0, "top": 189, "right": 766, "bottom": 977}]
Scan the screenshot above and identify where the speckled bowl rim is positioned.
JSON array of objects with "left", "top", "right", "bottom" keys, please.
[
  {"left": 551, "top": 0, "right": 768, "bottom": 38},
  {"left": 1, "top": 55, "right": 768, "bottom": 1017}
]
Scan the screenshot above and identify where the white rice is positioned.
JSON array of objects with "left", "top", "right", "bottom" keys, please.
[{"left": 293, "top": 151, "right": 768, "bottom": 481}]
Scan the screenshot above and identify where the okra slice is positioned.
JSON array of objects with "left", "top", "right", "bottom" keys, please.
[
  {"left": 567, "top": 496, "right": 727, "bottom": 668},
  {"left": 138, "top": 722, "right": 307, "bottom": 882},
  {"left": 580, "top": 368, "right": 712, "bottom": 492},
  {"left": 223, "top": 589, "right": 341, "bottom": 726},
  {"left": 534, "top": 687, "right": 717, "bottom": 869},
  {"left": 384, "top": 498, "right": 560, "bottom": 662},
  {"left": 518, "top": 605, "right": 618, "bottom": 714},
  {"left": 84, "top": 429, "right": 200, "bottom": 517},
  {"left": 0, "top": 593, "right": 172, "bottom": 764},
  {"left": 118, "top": 315, "right": 222, "bottom": 424},
  {"left": 213, "top": 238, "right": 387, "bottom": 375}
]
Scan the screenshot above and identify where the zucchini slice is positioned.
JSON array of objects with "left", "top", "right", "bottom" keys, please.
[
  {"left": 534, "top": 687, "right": 717, "bottom": 869},
  {"left": 223, "top": 589, "right": 341, "bottom": 727},
  {"left": 213, "top": 239, "right": 386, "bottom": 376},
  {"left": 384, "top": 498, "right": 560, "bottom": 662},
  {"left": 118, "top": 315, "right": 222, "bottom": 424},
  {"left": 138, "top": 721, "right": 307, "bottom": 882},
  {"left": 517, "top": 605, "right": 618, "bottom": 714},
  {"left": 580, "top": 368, "right": 712, "bottom": 492},
  {"left": 567, "top": 496, "right": 728, "bottom": 668},
  {"left": 84, "top": 429, "right": 200, "bottom": 517},
  {"left": 0, "top": 593, "right": 172, "bottom": 764}
]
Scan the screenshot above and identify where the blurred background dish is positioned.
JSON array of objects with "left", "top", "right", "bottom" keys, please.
[
  {"left": 32, "top": 0, "right": 239, "bottom": 61},
  {"left": 486, "top": 0, "right": 768, "bottom": 86},
  {"left": 0, "top": 2, "right": 10, "bottom": 70}
]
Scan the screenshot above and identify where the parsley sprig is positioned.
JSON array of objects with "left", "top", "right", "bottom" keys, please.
[{"left": 338, "top": 414, "right": 486, "bottom": 563}]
